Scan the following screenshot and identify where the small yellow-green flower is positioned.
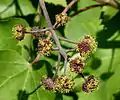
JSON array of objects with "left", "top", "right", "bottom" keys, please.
[
  {"left": 41, "top": 77, "right": 56, "bottom": 91},
  {"left": 12, "top": 24, "right": 25, "bottom": 41},
  {"left": 77, "top": 35, "right": 97, "bottom": 57},
  {"left": 82, "top": 75, "right": 99, "bottom": 93},
  {"left": 38, "top": 39, "right": 53, "bottom": 56},
  {"left": 55, "top": 13, "right": 69, "bottom": 28},
  {"left": 69, "top": 57, "right": 86, "bottom": 73},
  {"left": 55, "top": 75, "right": 75, "bottom": 93}
]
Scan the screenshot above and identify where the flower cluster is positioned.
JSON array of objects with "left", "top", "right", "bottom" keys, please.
[
  {"left": 38, "top": 39, "right": 53, "bottom": 56},
  {"left": 68, "top": 35, "right": 98, "bottom": 93},
  {"left": 41, "top": 77, "right": 56, "bottom": 91},
  {"left": 11, "top": 0, "right": 100, "bottom": 95},
  {"left": 55, "top": 75, "right": 75, "bottom": 93},
  {"left": 55, "top": 13, "right": 69, "bottom": 28},
  {"left": 82, "top": 75, "right": 99, "bottom": 93},
  {"left": 77, "top": 35, "right": 97, "bottom": 57},
  {"left": 69, "top": 57, "right": 86, "bottom": 73},
  {"left": 41, "top": 75, "right": 75, "bottom": 93},
  {"left": 12, "top": 25, "right": 99, "bottom": 94},
  {"left": 12, "top": 24, "right": 25, "bottom": 41}
]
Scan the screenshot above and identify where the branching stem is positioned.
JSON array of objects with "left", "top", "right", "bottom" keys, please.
[
  {"left": 59, "top": 36, "right": 78, "bottom": 44},
  {"left": 25, "top": 27, "right": 52, "bottom": 34},
  {"left": 53, "top": 53, "right": 61, "bottom": 79},
  {"left": 71, "top": 4, "right": 107, "bottom": 17},
  {"left": 79, "top": 73, "right": 87, "bottom": 81},
  {"left": 31, "top": 54, "right": 40, "bottom": 65},
  {"left": 28, "top": 84, "right": 42, "bottom": 95},
  {"left": 62, "top": 0, "right": 78, "bottom": 14},
  {"left": 40, "top": 0, "right": 68, "bottom": 74}
]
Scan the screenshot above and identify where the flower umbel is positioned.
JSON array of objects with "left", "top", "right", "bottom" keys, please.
[
  {"left": 12, "top": 24, "right": 25, "bottom": 41},
  {"left": 82, "top": 75, "right": 99, "bottom": 93},
  {"left": 55, "top": 13, "right": 69, "bottom": 28},
  {"left": 38, "top": 39, "right": 53, "bottom": 56},
  {"left": 55, "top": 75, "right": 75, "bottom": 93},
  {"left": 41, "top": 77, "right": 56, "bottom": 91},
  {"left": 69, "top": 57, "right": 86, "bottom": 73},
  {"left": 77, "top": 35, "right": 97, "bottom": 57}
]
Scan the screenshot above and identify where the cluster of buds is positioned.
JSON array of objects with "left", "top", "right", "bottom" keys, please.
[
  {"left": 41, "top": 74, "right": 98, "bottom": 93},
  {"left": 69, "top": 57, "right": 86, "bottom": 73},
  {"left": 11, "top": 0, "right": 100, "bottom": 95},
  {"left": 41, "top": 75, "right": 75, "bottom": 93},
  {"left": 76, "top": 35, "right": 97, "bottom": 57},
  {"left": 12, "top": 24, "right": 25, "bottom": 41},
  {"left": 41, "top": 77, "right": 56, "bottom": 91},
  {"left": 12, "top": 24, "right": 53, "bottom": 56},
  {"left": 12, "top": 25, "right": 99, "bottom": 94},
  {"left": 55, "top": 75, "right": 75, "bottom": 93},
  {"left": 68, "top": 35, "right": 98, "bottom": 93},
  {"left": 55, "top": 13, "right": 70, "bottom": 28},
  {"left": 38, "top": 38, "right": 53, "bottom": 56},
  {"left": 82, "top": 75, "right": 99, "bottom": 93}
]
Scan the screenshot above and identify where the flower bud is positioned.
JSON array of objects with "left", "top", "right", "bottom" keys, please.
[
  {"left": 55, "top": 75, "right": 75, "bottom": 93},
  {"left": 55, "top": 13, "right": 69, "bottom": 28},
  {"left": 77, "top": 35, "right": 97, "bottom": 57},
  {"left": 41, "top": 77, "right": 56, "bottom": 91},
  {"left": 82, "top": 75, "right": 99, "bottom": 93},
  {"left": 12, "top": 24, "right": 25, "bottom": 41},
  {"left": 38, "top": 39, "right": 53, "bottom": 56},
  {"left": 69, "top": 57, "right": 86, "bottom": 73}
]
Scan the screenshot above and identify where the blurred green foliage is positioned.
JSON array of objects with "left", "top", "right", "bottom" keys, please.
[{"left": 0, "top": 0, "right": 120, "bottom": 100}]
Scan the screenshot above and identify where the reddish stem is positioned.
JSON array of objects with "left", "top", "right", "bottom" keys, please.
[{"left": 71, "top": 4, "right": 107, "bottom": 17}]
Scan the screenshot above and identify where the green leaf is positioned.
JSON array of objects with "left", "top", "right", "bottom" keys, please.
[
  {"left": 65, "top": 19, "right": 102, "bottom": 41},
  {"left": 65, "top": 0, "right": 101, "bottom": 40},
  {"left": 0, "top": 50, "right": 56, "bottom": 100},
  {"left": 0, "top": 18, "right": 27, "bottom": 53},
  {"left": 18, "top": 0, "right": 36, "bottom": 16},
  {"left": 0, "top": 18, "right": 28, "bottom": 38},
  {"left": 0, "top": 0, "right": 36, "bottom": 19},
  {"left": 0, "top": 0, "right": 15, "bottom": 19},
  {"left": 45, "top": 0, "right": 67, "bottom": 7},
  {"left": 77, "top": 0, "right": 98, "bottom": 9},
  {"left": 77, "top": 48, "right": 120, "bottom": 100},
  {"left": 102, "top": 6, "right": 118, "bottom": 21},
  {"left": 0, "top": 38, "right": 21, "bottom": 53},
  {"left": 0, "top": 18, "right": 32, "bottom": 60}
]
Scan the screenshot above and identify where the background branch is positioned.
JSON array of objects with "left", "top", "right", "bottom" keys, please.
[
  {"left": 71, "top": 4, "right": 107, "bottom": 17},
  {"left": 59, "top": 36, "right": 78, "bottom": 44},
  {"left": 53, "top": 53, "right": 61, "bottom": 79},
  {"left": 62, "top": 0, "right": 78, "bottom": 14}
]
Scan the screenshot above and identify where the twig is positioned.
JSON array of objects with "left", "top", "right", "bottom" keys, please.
[
  {"left": 62, "top": 0, "right": 78, "bottom": 14},
  {"left": 63, "top": 55, "right": 68, "bottom": 75},
  {"left": 53, "top": 0, "right": 78, "bottom": 29},
  {"left": 94, "top": 0, "right": 119, "bottom": 8},
  {"left": 39, "top": 0, "right": 53, "bottom": 29},
  {"left": 31, "top": 54, "right": 40, "bottom": 65},
  {"left": 59, "top": 36, "right": 78, "bottom": 44},
  {"left": 79, "top": 73, "right": 87, "bottom": 81},
  {"left": 53, "top": 53, "right": 61, "bottom": 79},
  {"left": 71, "top": 4, "right": 107, "bottom": 17},
  {"left": 52, "top": 48, "right": 59, "bottom": 51},
  {"left": 25, "top": 27, "right": 52, "bottom": 34},
  {"left": 65, "top": 49, "right": 76, "bottom": 53},
  {"left": 28, "top": 84, "right": 42, "bottom": 95},
  {"left": 40, "top": 0, "right": 68, "bottom": 74}
]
